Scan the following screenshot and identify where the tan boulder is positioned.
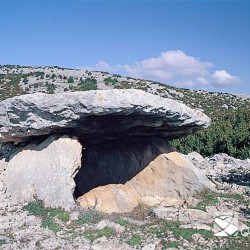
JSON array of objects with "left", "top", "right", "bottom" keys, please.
[
  {"left": 126, "top": 152, "right": 213, "bottom": 200},
  {"left": 77, "top": 184, "right": 141, "bottom": 214}
]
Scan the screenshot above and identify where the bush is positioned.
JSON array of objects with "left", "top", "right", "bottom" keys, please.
[
  {"left": 104, "top": 77, "right": 118, "bottom": 85},
  {"left": 46, "top": 83, "right": 56, "bottom": 94},
  {"left": 171, "top": 109, "right": 250, "bottom": 159},
  {"left": 77, "top": 77, "right": 97, "bottom": 91},
  {"left": 67, "top": 76, "right": 74, "bottom": 83}
]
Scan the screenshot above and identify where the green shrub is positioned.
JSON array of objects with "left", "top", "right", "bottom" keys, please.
[
  {"left": 76, "top": 210, "right": 103, "bottom": 225},
  {"left": 77, "top": 77, "right": 97, "bottom": 91},
  {"left": 127, "top": 234, "right": 142, "bottom": 246},
  {"left": 46, "top": 83, "right": 56, "bottom": 94},
  {"left": 41, "top": 219, "right": 63, "bottom": 233},
  {"left": 171, "top": 109, "right": 250, "bottom": 159},
  {"left": 35, "top": 72, "right": 45, "bottom": 78},
  {"left": 83, "top": 226, "right": 114, "bottom": 242},
  {"left": 67, "top": 76, "right": 74, "bottom": 83},
  {"left": 104, "top": 77, "right": 118, "bottom": 85}
]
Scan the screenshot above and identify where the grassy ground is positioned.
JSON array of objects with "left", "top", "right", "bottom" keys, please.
[{"left": 20, "top": 195, "right": 250, "bottom": 249}]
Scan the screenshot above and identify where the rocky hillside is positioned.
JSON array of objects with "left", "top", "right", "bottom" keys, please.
[
  {"left": 1, "top": 151, "right": 249, "bottom": 249},
  {"left": 0, "top": 65, "right": 250, "bottom": 118},
  {"left": 0, "top": 66, "right": 249, "bottom": 249},
  {"left": 1, "top": 65, "right": 250, "bottom": 159}
]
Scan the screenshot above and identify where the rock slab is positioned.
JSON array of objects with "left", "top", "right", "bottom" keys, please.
[
  {"left": 0, "top": 89, "right": 210, "bottom": 142},
  {"left": 6, "top": 135, "right": 82, "bottom": 210}
]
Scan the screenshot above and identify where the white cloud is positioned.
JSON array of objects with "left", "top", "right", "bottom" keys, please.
[
  {"left": 95, "top": 61, "right": 111, "bottom": 71},
  {"left": 81, "top": 50, "right": 241, "bottom": 89},
  {"left": 126, "top": 50, "right": 212, "bottom": 80},
  {"left": 212, "top": 70, "right": 241, "bottom": 86}
]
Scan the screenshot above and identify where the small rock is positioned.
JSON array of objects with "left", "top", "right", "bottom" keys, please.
[
  {"left": 180, "top": 223, "right": 214, "bottom": 231},
  {"left": 141, "top": 243, "right": 156, "bottom": 250},
  {"left": 96, "top": 220, "right": 125, "bottom": 234},
  {"left": 186, "top": 197, "right": 200, "bottom": 207},
  {"left": 93, "top": 236, "right": 107, "bottom": 244},
  {"left": 70, "top": 211, "right": 79, "bottom": 221}
]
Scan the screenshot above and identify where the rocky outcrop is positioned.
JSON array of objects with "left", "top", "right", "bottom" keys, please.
[
  {"left": 184, "top": 152, "right": 250, "bottom": 194},
  {"left": 0, "top": 89, "right": 210, "bottom": 142},
  {"left": 77, "top": 184, "right": 140, "bottom": 214},
  {"left": 6, "top": 135, "right": 82, "bottom": 210}
]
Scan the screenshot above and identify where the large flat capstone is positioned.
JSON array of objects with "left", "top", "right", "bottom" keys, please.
[{"left": 0, "top": 89, "right": 210, "bottom": 142}]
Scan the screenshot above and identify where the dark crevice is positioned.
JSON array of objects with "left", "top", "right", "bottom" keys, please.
[{"left": 73, "top": 137, "right": 173, "bottom": 198}]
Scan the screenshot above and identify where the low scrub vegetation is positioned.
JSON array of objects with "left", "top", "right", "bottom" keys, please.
[{"left": 171, "top": 109, "right": 250, "bottom": 159}]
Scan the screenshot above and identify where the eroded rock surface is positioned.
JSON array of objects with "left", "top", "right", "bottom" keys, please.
[
  {"left": 184, "top": 152, "right": 250, "bottom": 194},
  {"left": 6, "top": 135, "right": 82, "bottom": 210},
  {"left": 0, "top": 89, "right": 210, "bottom": 142}
]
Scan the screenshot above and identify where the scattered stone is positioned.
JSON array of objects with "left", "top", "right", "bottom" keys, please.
[
  {"left": 180, "top": 223, "right": 214, "bottom": 231},
  {"left": 185, "top": 197, "right": 200, "bottom": 208},
  {"left": 69, "top": 211, "right": 79, "bottom": 221},
  {"left": 185, "top": 151, "right": 205, "bottom": 164},
  {"left": 91, "top": 240, "right": 134, "bottom": 250},
  {"left": 153, "top": 207, "right": 179, "bottom": 221},
  {"left": 140, "top": 196, "right": 164, "bottom": 206},
  {"left": 122, "top": 217, "right": 147, "bottom": 226},
  {"left": 185, "top": 153, "right": 250, "bottom": 194},
  {"left": 96, "top": 220, "right": 125, "bottom": 234},
  {"left": 153, "top": 207, "right": 215, "bottom": 224},
  {"left": 141, "top": 243, "right": 156, "bottom": 250}
]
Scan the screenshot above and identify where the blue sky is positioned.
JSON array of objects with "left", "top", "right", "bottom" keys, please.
[{"left": 0, "top": 1, "right": 249, "bottom": 94}]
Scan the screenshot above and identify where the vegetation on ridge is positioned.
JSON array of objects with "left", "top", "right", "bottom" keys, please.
[{"left": 172, "top": 109, "right": 250, "bottom": 159}]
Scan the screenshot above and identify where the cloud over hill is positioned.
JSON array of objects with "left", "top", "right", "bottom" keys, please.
[{"left": 83, "top": 50, "right": 241, "bottom": 90}]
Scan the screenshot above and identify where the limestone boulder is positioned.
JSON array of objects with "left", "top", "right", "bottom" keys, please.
[
  {"left": 77, "top": 184, "right": 141, "bottom": 214},
  {"left": 0, "top": 89, "right": 210, "bottom": 142},
  {"left": 126, "top": 152, "right": 214, "bottom": 200},
  {"left": 6, "top": 135, "right": 82, "bottom": 210}
]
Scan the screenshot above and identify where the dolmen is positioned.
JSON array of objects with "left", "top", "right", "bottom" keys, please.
[{"left": 0, "top": 89, "right": 214, "bottom": 212}]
